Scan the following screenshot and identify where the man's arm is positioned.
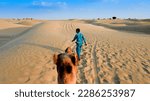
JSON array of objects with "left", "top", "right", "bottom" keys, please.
[
  {"left": 82, "top": 35, "right": 87, "bottom": 45},
  {"left": 72, "top": 34, "right": 77, "bottom": 42}
]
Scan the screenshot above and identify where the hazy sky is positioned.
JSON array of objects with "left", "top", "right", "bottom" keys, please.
[{"left": 0, "top": 0, "right": 150, "bottom": 19}]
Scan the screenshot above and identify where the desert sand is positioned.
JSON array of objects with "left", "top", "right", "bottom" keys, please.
[{"left": 0, "top": 19, "right": 150, "bottom": 84}]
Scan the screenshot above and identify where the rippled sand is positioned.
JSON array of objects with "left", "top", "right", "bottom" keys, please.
[{"left": 0, "top": 20, "right": 149, "bottom": 84}]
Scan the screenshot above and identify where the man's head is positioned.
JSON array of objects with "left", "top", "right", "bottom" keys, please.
[{"left": 76, "top": 28, "right": 80, "bottom": 33}]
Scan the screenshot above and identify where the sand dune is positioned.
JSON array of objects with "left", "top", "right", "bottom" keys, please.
[
  {"left": 0, "top": 19, "right": 26, "bottom": 29},
  {"left": 0, "top": 19, "right": 41, "bottom": 29},
  {"left": 0, "top": 19, "right": 42, "bottom": 47},
  {"left": 0, "top": 20, "right": 150, "bottom": 84},
  {"left": 84, "top": 19, "right": 150, "bottom": 34}
]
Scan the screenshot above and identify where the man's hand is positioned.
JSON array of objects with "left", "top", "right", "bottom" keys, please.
[{"left": 85, "top": 43, "right": 87, "bottom": 46}]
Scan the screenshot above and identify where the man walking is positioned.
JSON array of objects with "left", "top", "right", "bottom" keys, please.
[{"left": 72, "top": 28, "right": 87, "bottom": 60}]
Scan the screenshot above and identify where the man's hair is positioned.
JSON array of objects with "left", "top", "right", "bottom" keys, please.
[{"left": 76, "top": 28, "right": 80, "bottom": 33}]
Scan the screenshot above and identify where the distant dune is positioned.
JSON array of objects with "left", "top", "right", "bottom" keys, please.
[
  {"left": 83, "top": 19, "right": 150, "bottom": 34},
  {"left": 0, "top": 18, "right": 43, "bottom": 47},
  {"left": 0, "top": 18, "right": 42, "bottom": 31},
  {"left": 0, "top": 19, "right": 26, "bottom": 29},
  {"left": 0, "top": 19, "right": 150, "bottom": 84}
]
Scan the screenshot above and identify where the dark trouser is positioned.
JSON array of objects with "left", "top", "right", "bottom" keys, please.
[{"left": 76, "top": 44, "right": 82, "bottom": 60}]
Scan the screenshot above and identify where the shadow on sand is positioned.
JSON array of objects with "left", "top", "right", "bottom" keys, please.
[{"left": 23, "top": 42, "right": 64, "bottom": 53}]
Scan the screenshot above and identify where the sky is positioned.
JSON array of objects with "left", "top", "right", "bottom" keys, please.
[{"left": 0, "top": 0, "right": 150, "bottom": 19}]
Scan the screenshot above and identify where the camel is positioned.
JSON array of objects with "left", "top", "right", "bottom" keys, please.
[{"left": 53, "top": 47, "right": 78, "bottom": 84}]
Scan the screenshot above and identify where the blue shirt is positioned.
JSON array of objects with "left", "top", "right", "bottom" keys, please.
[{"left": 73, "top": 32, "right": 86, "bottom": 45}]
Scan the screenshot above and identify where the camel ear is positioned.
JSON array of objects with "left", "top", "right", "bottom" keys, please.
[
  {"left": 53, "top": 54, "right": 58, "bottom": 64},
  {"left": 65, "top": 47, "right": 72, "bottom": 54},
  {"left": 70, "top": 53, "right": 78, "bottom": 66}
]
